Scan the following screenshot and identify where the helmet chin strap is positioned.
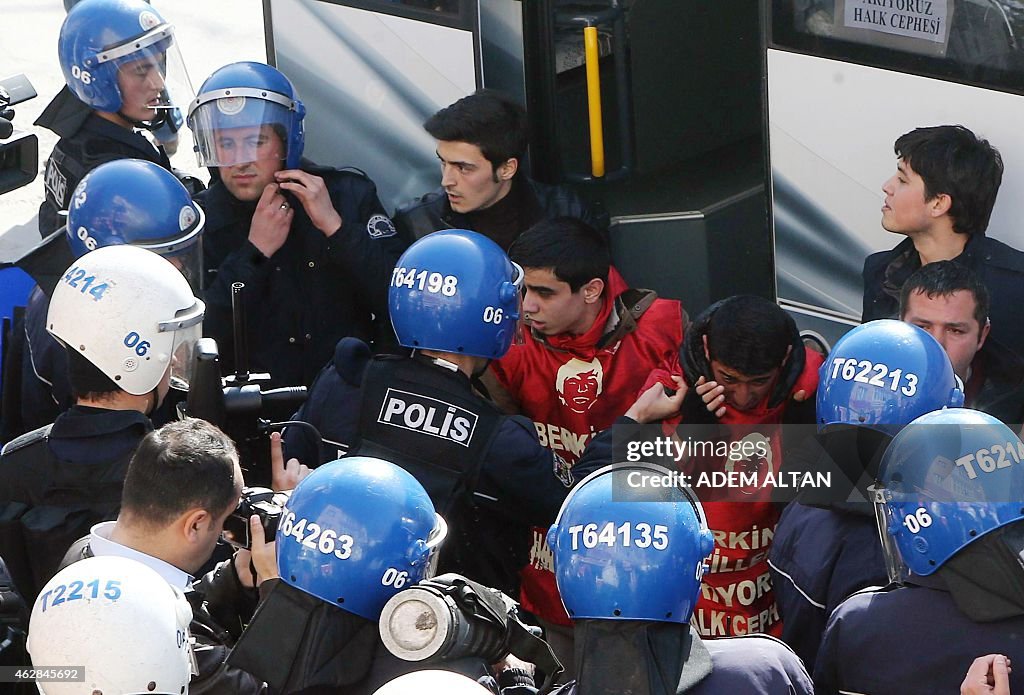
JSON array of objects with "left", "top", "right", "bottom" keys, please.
[{"left": 118, "top": 108, "right": 168, "bottom": 131}]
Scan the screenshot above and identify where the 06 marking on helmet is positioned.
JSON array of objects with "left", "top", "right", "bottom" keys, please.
[
  {"left": 829, "top": 358, "right": 918, "bottom": 396},
  {"left": 568, "top": 522, "right": 669, "bottom": 551},
  {"left": 69, "top": 65, "right": 93, "bottom": 85},
  {"left": 76, "top": 226, "right": 97, "bottom": 251},
  {"left": 39, "top": 578, "right": 121, "bottom": 612},
  {"left": 123, "top": 331, "right": 151, "bottom": 356},
  {"left": 381, "top": 567, "right": 410, "bottom": 588},
  {"left": 391, "top": 266, "right": 458, "bottom": 296},
  {"left": 954, "top": 441, "right": 1024, "bottom": 480},
  {"left": 903, "top": 508, "right": 933, "bottom": 534},
  {"left": 482, "top": 306, "right": 504, "bottom": 324},
  {"left": 280, "top": 510, "right": 355, "bottom": 560},
  {"left": 62, "top": 266, "right": 110, "bottom": 301}
]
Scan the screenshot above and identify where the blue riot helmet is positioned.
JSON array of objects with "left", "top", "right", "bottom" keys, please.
[
  {"left": 276, "top": 457, "right": 447, "bottom": 620},
  {"left": 57, "top": 0, "right": 193, "bottom": 126},
  {"left": 65, "top": 159, "right": 205, "bottom": 288},
  {"left": 546, "top": 462, "right": 715, "bottom": 622},
  {"left": 389, "top": 230, "right": 524, "bottom": 359},
  {"left": 873, "top": 408, "right": 1024, "bottom": 583},
  {"left": 816, "top": 320, "right": 963, "bottom": 435},
  {"left": 187, "top": 62, "right": 306, "bottom": 170}
]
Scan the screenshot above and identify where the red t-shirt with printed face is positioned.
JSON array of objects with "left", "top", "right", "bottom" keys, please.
[{"left": 491, "top": 269, "right": 684, "bottom": 626}]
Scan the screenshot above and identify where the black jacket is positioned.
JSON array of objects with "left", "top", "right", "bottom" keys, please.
[
  {"left": 862, "top": 234, "right": 1024, "bottom": 358},
  {"left": 34, "top": 87, "right": 172, "bottom": 238},
  {"left": 197, "top": 164, "right": 404, "bottom": 386},
  {"left": 816, "top": 583, "right": 1024, "bottom": 694},
  {"left": 544, "top": 633, "right": 813, "bottom": 695},
  {"left": 768, "top": 501, "right": 887, "bottom": 672},
  {"left": 965, "top": 336, "right": 1024, "bottom": 426},
  {"left": 393, "top": 176, "right": 605, "bottom": 251},
  {"left": 0, "top": 406, "right": 151, "bottom": 600},
  {"left": 284, "top": 337, "right": 622, "bottom": 595}
]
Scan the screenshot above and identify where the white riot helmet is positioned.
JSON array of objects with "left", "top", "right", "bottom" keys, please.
[
  {"left": 372, "top": 670, "right": 492, "bottom": 695},
  {"left": 47, "top": 245, "right": 205, "bottom": 395},
  {"left": 27, "top": 555, "right": 195, "bottom": 695}
]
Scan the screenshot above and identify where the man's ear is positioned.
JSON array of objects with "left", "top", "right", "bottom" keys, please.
[
  {"left": 180, "top": 508, "right": 213, "bottom": 543},
  {"left": 978, "top": 319, "right": 991, "bottom": 351},
  {"left": 702, "top": 333, "right": 710, "bottom": 361},
  {"left": 929, "top": 192, "right": 953, "bottom": 218},
  {"left": 496, "top": 157, "right": 518, "bottom": 181},
  {"left": 581, "top": 278, "right": 604, "bottom": 304}
]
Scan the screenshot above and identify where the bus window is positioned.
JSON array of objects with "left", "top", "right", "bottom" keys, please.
[
  {"left": 771, "top": 0, "right": 1024, "bottom": 93},
  {"left": 391, "top": 0, "right": 461, "bottom": 17}
]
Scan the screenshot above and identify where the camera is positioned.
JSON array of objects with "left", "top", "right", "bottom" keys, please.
[
  {"left": 182, "top": 335, "right": 312, "bottom": 489},
  {"left": 379, "top": 574, "right": 564, "bottom": 692},
  {"left": 379, "top": 574, "right": 522, "bottom": 663},
  {"left": 221, "top": 487, "right": 290, "bottom": 550},
  {"left": 0, "top": 74, "right": 39, "bottom": 197}
]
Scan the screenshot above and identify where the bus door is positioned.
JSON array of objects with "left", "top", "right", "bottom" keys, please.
[
  {"left": 767, "top": 0, "right": 1024, "bottom": 348},
  {"left": 263, "top": 0, "right": 521, "bottom": 208},
  {"left": 520, "top": 0, "right": 774, "bottom": 313}
]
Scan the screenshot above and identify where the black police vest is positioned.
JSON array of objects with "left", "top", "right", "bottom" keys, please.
[
  {"left": 353, "top": 356, "right": 502, "bottom": 515},
  {"left": 0, "top": 425, "right": 125, "bottom": 601},
  {"left": 42, "top": 141, "right": 87, "bottom": 215}
]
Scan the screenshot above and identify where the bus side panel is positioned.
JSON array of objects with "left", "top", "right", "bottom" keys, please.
[{"left": 267, "top": 0, "right": 478, "bottom": 210}]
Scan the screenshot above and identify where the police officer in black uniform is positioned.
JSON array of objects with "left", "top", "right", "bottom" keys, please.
[
  {"left": 5, "top": 159, "right": 204, "bottom": 441},
  {"left": 768, "top": 319, "right": 964, "bottom": 671},
  {"left": 188, "top": 61, "right": 405, "bottom": 386},
  {"left": 36, "top": 0, "right": 199, "bottom": 238},
  {"left": 522, "top": 462, "right": 813, "bottom": 695},
  {"left": 0, "top": 246, "right": 204, "bottom": 601},
  {"left": 816, "top": 408, "right": 1024, "bottom": 694},
  {"left": 285, "top": 229, "right": 683, "bottom": 596}
]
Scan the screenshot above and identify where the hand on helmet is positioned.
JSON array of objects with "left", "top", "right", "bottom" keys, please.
[
  {"left": 275, "top": 169, "right": 343, "bottom": 237},
  {"left": 249, "top": 183, "right": 293, "bottom": 257}
]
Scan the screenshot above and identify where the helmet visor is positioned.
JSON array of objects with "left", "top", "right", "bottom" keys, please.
[
  {"left": 871, "top": 483, "right": 910, "bottom": 584},
  {"left": 157, "top": 241, "right": 204, "bottom": 293},
  {"left": 162, "top": 300, "right": 205, "bottom": 392},
  {"left": 106, "top": 29, "right": 194, "bottom": 126},
  {"left": 424, "top": 514, "right": 448, "bottom": 579},
  {"left": 188, "top": 91, "right": 296, "bottom": 167},
  {"left": 509, "top": 260, "right": 525, "bottom": 347}
]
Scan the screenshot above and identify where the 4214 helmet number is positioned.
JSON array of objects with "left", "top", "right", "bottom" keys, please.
[{"left": 62, "top": 265, "right": 110, "bottom": 301}]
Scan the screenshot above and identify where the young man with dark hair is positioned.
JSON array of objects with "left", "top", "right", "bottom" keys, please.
[
  {"left": 63, "top": 417, "right": 280, "bottom": 693},
  {"left": 487, "top": 217, "right": 685, "bottom": 677},
  {"left": 862, "top": 125, "right": 1024, "bottom": 356},
  {"left": 899, "top": 261, "right": 1024, "bottom": 425},
  {"left": 393, "top": 90, "right": 604, "bottom": 251},
  {"left": 677, "top": 296, "right": 821, "bottom": 640}
]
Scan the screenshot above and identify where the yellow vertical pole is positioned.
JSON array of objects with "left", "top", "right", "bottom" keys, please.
[{"left": 584, "top": 25, "right": 605, "bottom": 178}]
